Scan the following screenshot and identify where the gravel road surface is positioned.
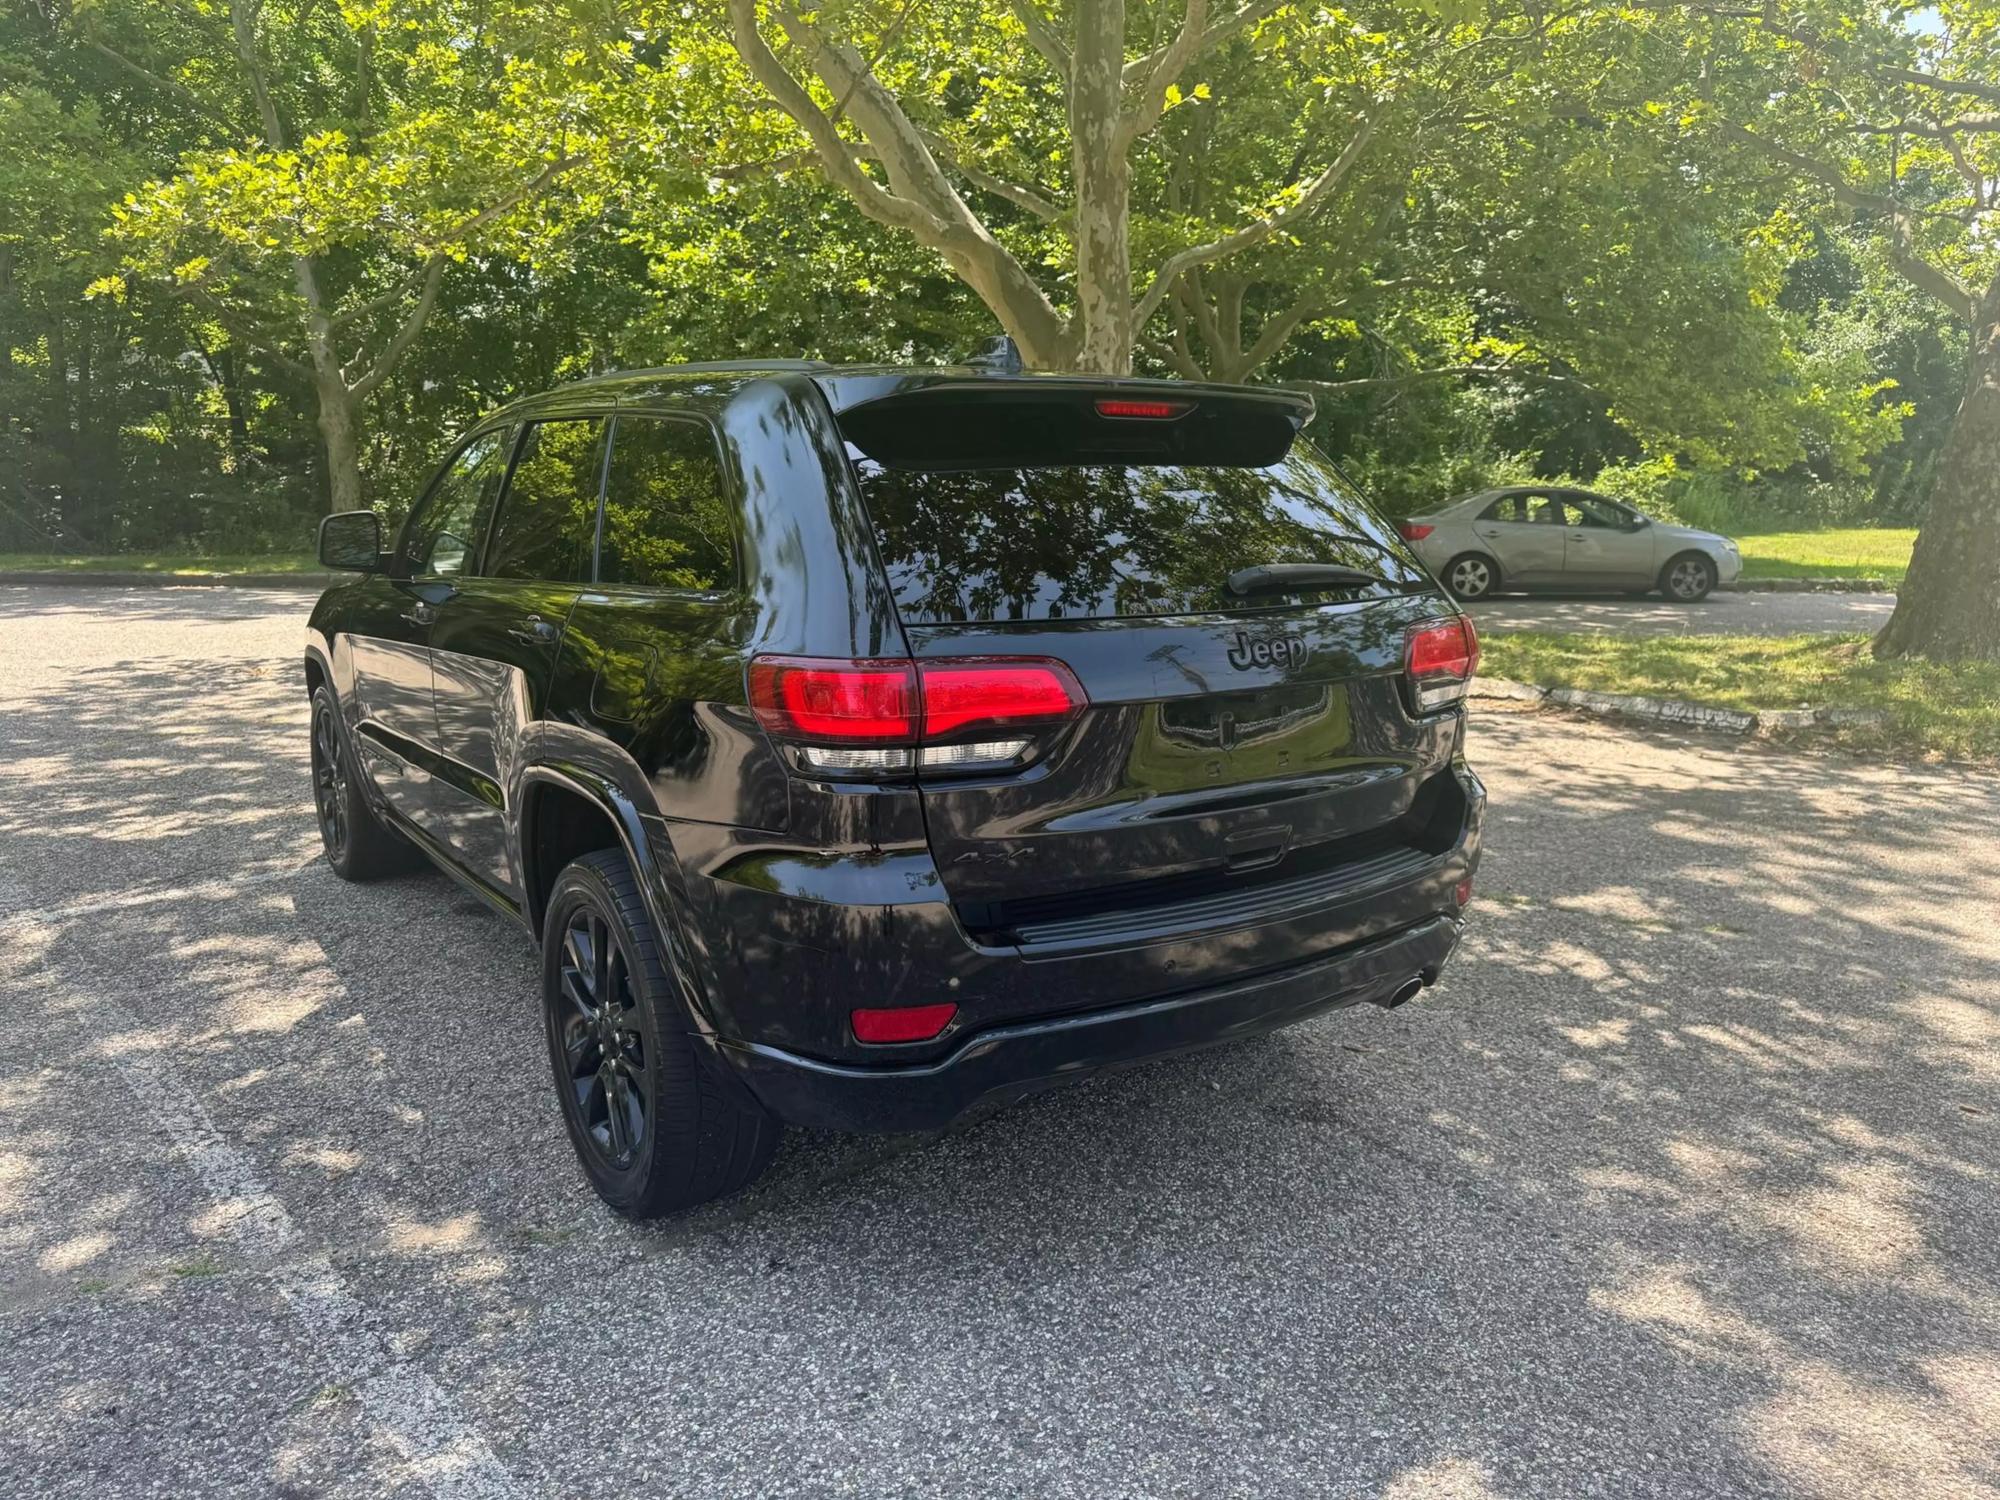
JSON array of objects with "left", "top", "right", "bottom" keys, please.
[
  {"left": 1469, "top": 589, "right": 1895, "bottom": 638},
  {"left": 2, "top": 583, "right": 1994, "bottom": 1500}
]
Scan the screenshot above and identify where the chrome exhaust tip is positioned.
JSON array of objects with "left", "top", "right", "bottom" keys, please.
[{"left": 1378, "top": 975, "right": 1426, "bottom": 1009}]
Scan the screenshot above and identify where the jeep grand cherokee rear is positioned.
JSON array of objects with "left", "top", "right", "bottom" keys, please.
[{"left": 304, "top": 360, "right": 1482, "bottom": 1217}]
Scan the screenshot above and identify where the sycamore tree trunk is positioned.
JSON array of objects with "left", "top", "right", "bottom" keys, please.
[
  {"left": 1071, "top": 0, "right": 1133, "bottom": 375},
  {"left": 1876, "top": 290, "right": 2000, "bottom": 662},
  {"left": 311, "top": 373, "right": 366, "bottom": 513}
]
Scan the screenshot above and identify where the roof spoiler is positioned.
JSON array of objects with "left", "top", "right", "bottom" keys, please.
[{"left": 837, "top": 379, "right": 1314, "bottom": 470}]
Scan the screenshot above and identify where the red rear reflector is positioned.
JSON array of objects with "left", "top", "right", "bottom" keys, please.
[
  {"left": 748, "top": 658, "right": 916, "bottom": 742},
  {"left": 919, "top": 659, "right": 1084, "bottom": 738},
  {"left": 852, "top": 1003, "right": 958, "bottom": 1044},
  {"left": 1399, "top": 523, "right": 1435, "bottom": 541},
  {"left": 1455, "top": 875, "right": 1474, "bottom": 907},
  {"left": 1407, "top": 617, "right": 1479, "bottom": 679},
  {"left": 1094, "top": 398, "right": 1190, "bottom": 419}
]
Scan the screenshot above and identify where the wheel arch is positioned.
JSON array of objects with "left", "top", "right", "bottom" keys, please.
[{"left": 516, "top": 762, "right": 722, "bottom": 1036}]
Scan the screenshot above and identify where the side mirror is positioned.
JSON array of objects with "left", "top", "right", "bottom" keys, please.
[
  {"left": 1627, "top": 515, "right": 1650, "bottom": 532},
  {"left": 319, "top": 510, "right": 383, "bottom": 572}
]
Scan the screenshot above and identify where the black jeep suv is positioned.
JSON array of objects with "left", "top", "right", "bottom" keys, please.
[{"left": 305, "top": 357, "right": 1484, "bottom": 1216}]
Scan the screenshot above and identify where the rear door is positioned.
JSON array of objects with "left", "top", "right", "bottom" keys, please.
[
  {"left": 1473, "top": 490, "right": 1567, "bottom": 583},
  {"left": 427, "top": 413, "right": 607, "bottom": 893},
  {"left": 836, "top": 385, "right": 1464, "bottom": 935}
]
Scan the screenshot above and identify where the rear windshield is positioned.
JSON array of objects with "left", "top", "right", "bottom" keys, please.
[{"left": 852, "top": 445, "right": 1429, "bottom": 623}]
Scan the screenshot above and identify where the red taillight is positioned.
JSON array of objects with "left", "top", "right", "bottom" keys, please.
[
  {"left": 1399, "top": 522, "right": 1435, "bottom": 542},
  {"left": 1405, "top": 616, "right": 1479, "bottom": 712},
  {"left": 748, "top": 658, "right": 916, "bottom": 743},
  {"left": 748, "top": 654, "right": 1087, "bottom": 775},
  {"left": 1095, "top": 398, "right": 1190, "bottom": 419},
  {"left": 1455, "top": 875, "right": 1474, "bottom": 907},
  {"left": 919, "top": 659, "right": 1083, "bottom": 737},
  {"left": 852, "top": 1003, "right": 958, "bottom": 1044}
]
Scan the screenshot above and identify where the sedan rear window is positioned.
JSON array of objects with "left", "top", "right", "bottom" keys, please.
[{"left": 852, "top": 446, "right": 1426, "bottom": 623}]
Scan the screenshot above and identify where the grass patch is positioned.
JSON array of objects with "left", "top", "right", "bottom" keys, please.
[
  {"left": 1481, "top": 631, "right": 2000, "bottom": 762},
  {"left": 1732, "top": 528, "right": 1915, "bottom": 584},
  {"left": 0, "top": 551, "right": 317, "bottom": 576}
]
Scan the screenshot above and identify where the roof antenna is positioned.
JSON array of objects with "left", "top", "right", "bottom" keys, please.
[{"left": 964, "top": 335, "right": 1024, "bottom": 374}]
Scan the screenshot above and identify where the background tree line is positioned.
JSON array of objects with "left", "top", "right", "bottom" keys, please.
[{"left": 1, "top": 1, "right": 1992, "bottom": 655}]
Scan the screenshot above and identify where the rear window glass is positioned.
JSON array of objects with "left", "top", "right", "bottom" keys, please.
[{"left": 853, "top": 446, "right": 1426, "bottom": 623}]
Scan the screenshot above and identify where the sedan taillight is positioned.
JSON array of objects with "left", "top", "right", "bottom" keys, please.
[
  {"left": 1399, "top": 522, "right": 1435, "bottom": 542},
  {"left": 748, "top": 655, "right": 1085, "bottom": 776},
  {"left": 1405, "top": 616, "right": 1479, "bottom": 713}
]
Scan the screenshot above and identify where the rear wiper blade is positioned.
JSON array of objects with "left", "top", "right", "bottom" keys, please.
[{"left": 1226, "top": 562, "right": 1393, "bottom": 596}]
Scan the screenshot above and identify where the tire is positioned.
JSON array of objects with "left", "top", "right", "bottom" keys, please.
[
  {"left": 309, "top": 684, "right": 418, "bottom": 880},
  {"left": 1660, "top": 552, "right": 1717, "bottom": 603},
  {"left": 1443, "top": 553, "right": 1498, "bottom": 601},
  {"left": 542, "top": 849, "right": 780, "bottom": 1217}
]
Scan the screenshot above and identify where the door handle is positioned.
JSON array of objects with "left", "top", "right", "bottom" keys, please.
[
  {"left": 400, "top": 601, "right": 436, "bottom": 628},
  {"left": 508, "top": 613, "right": 560, "bottom": 647}
]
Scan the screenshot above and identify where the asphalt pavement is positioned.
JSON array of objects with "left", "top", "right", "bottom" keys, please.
[
  {"left": 2, "top": 582, "right": 1995, "bottom": 1499},
  {"left": 1468, "top": 588, "right": 1896, "bottom": 638}
]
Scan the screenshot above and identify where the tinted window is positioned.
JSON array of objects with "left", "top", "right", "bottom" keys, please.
[
  {"left": 854, "top": 446, "right": 1425, "bottom": 623},
  {"left": 483, "top": 418, "right": 605, "bottom": 583},
  {"left": 598, "top": 416, "right": 734, "bottom": 590},
  {"left": 404, "top": 427, "right": 514, "bottom": 576}
]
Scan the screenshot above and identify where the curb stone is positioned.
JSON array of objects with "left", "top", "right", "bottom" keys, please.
[
  {"left": 1473, "top": 678, "right": 1889, "bottom": 736},
  {"left": 0, "top": 570, "right": 331, "bottom": 590},
  {"left": 1730, "top": 577, "right": 1895, "bottom": 593}
]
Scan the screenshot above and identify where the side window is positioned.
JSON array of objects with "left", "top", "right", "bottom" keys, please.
[
  {"left": 482, "top": 417, "right": 606, "bottom": 583},
  {"left": 403, "top": 427, "right": 515, "bottom": 576},
  {"left": 1567, "top": 495, "right": 1625, "bottom": 529},
  {"left": 1480, "top": 494, "right": 1522, "bottom": 523},
  {"left": 598, "top": 416, "right": 735, "bottom": 591}
]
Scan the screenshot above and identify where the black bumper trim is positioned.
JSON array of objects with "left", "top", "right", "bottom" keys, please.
[{"left": 705, "top": 913, "right": 1464, "bottom": 1132}]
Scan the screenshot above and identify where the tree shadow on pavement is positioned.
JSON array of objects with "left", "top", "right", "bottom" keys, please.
[{"left": 2, "top": 654, "right": 1996, "bottom": 1499}]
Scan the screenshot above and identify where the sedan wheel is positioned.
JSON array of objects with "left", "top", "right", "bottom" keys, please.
[
  {"left": 1445, "top": 554, "right": 1496, "bottom": 601},
  {"left": 1663, "top": 554, "right": 1716, "bottom": 603}
]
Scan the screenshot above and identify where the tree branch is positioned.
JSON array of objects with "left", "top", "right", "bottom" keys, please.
[
  {"left": 1010, "top": 0, "right": 1071, "bottom": 79},
  {"left": 916, "top": 129, "right": 1065, "bottom": 220},
  {"left": 1852, "top": 114, "right": 2000, "bottom": 137},
  {"left": 1122, "top": 0, "right": 1211, "bottom": 148},
  {"left": 346, "top": 256, "right": 445, "bottom": 399},
  {"left": 1122, "top": 0, "right": 1285, "bottom": 85},
  {"left": 1720, "top": 121, "right": 1977, "bottom": 321},
  {"left": 81, "top": 38, "right": 240, "bottom": 133},
  {"left": 1298, "top": 364, "right": 1599, "bottom": 395},
  {"left": 179, "top": 283, "right": 312, "bottom": 379},
  {"left": 1132, "top": 111, "right": 1379, "bottom": 331},
  {"left": 1238, "top": 293, "right": 1323, "bottom": 377},
  {"left": 726, "top": 0, "right": 951, "bottom": 241}
]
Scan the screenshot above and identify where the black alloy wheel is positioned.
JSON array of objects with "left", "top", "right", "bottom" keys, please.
[
  {"left": 310, "top": 696, "right": 349, "bottom": 863},
  {"left": 554, "top": 904, "right": 651, "bottom": 1170}
]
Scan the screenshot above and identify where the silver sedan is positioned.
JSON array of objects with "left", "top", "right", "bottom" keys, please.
[{"left": 1398, "top": 486, "right": 1743, "bottom": 601}]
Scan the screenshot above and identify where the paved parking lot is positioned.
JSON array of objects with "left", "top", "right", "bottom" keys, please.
[
  {"left": 2, "top": 583, "right": 1996, "bottom": 1499},
  {"left": 1468, "top": 588, "right": 1896, "bottom": 637}
]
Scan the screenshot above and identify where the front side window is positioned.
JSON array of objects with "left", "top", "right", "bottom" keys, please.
[
  {"left": 482, "top": 417, "right": 606, "bottom": 583},
  {"left": 1566, "top": 495, "right": 1630, "bottom": 529},
  {"left": 403, "top": 427, "right": 515, "bottom": 576},
  {"left": 597, "top": 416, "right": 735, "bottom": 590}
]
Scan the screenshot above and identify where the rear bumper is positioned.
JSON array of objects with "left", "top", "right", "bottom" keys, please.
[{"left": 704, "top": 912, "right": 1463, "bottom": 1132}]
